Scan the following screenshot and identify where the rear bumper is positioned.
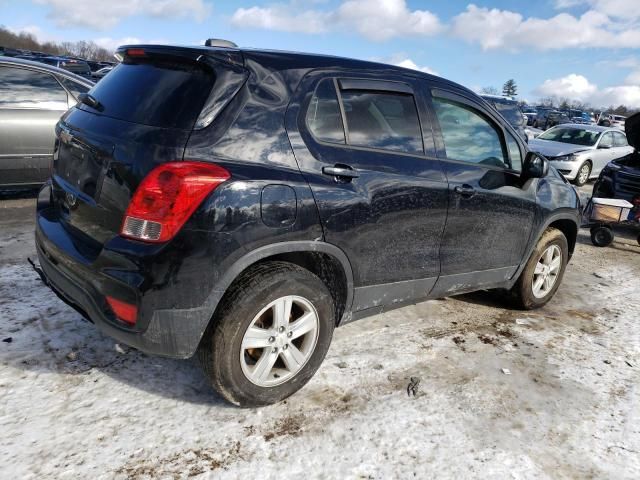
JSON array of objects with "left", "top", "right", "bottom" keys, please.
[{"left": 35, "top": 201, "right": 212, "bottom": 359}]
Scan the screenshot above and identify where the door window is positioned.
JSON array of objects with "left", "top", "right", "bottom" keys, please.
[
  {"left": 599, "top": 132, "right": 614, "bottom": 148},
  {"left": 433, "top": 97, "right": 508, "bottom": 168},
  {"left": 340, "top": 90, "right": 423, "bottom": 154},
  {"left": 613, "top": 131, "right": 628, "bottom": 147},
  {"left": 0, "top": 66, "right": 68, "bottom": 110},
  {"left": 306, "top": 79, "right": 346, "bottom": 144}
]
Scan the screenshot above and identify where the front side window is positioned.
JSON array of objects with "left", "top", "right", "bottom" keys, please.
[
  {"left": 613, "top": 132, "right": 628, "bottom": 147},
  {"left": 433, "top": 97, "right": 507, "bottom": 168},
  {"left": 0, "top": 66, "right": 68, "bottom": 110},
  {"left": 306, "top": 79, "right": 345, "bottom": 144},
  {"left": 340, "top": 90, "right": 423, "bottom": 154},
  {"left": 505, "top": 132, "right": 522, "bottom": 171}
]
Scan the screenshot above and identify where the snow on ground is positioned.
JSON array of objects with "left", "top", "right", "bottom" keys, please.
[{"left": 0, "top": 197, "right": 639, "bottom": 479}]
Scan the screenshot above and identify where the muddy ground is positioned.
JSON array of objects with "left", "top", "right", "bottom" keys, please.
[{"left": 0, "top": 187, "right": 638, "bottom": 479}]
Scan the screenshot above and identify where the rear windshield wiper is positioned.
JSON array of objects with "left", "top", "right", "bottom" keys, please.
[{"left": 77, "top": 93, "right": 104, "bottom": 112}]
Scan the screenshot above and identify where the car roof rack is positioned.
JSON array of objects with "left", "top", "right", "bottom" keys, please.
[{"left": 204, "top": 39, "right": 238, "bottom": 48}]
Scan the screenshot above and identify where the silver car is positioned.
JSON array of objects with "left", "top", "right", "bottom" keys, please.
[
  {"left": 528, "top": 124, "right": 634, "bottom": 186},
  {"left": 0, "top": 57, "right": 94, "bottom": 190}
]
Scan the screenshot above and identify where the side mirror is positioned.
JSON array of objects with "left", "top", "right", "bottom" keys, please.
[
  {"left": 598, "top": 143, "right": 611, "bottom": 149},
  {"left": 522, "top": 151, "right": 549, "bottom": 179}
]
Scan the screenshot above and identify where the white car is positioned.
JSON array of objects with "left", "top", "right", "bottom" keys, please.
[
  {"left": 599, "top": 114, "right": 626, "bottom": 129},
  {"left": 528, "top": 124, "right": 634, "bottom": 186}
]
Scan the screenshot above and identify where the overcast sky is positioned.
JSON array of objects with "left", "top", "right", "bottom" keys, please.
[{"left": 4, "top": 0, "right": 640, "bottom": 107}]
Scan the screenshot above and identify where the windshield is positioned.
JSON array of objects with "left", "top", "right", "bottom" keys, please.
[{"left": 538, "top": 127, "right": 601, "bottom": 146}]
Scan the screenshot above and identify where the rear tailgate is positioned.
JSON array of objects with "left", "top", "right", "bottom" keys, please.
[{"left": 51, "top": 45, "right": 246, "bottom": 245}]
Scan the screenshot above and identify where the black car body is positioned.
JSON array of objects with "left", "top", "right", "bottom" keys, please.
[
  {"left": 0, "top": 57, "right": 94, "bottom": 190},
  {"left": 594, "top": 112, "right": 640, "bottom": 203},
  {"left": 35, "top": 44, "right": 581, "bottom": 405},
  {"left": 535, "top": 110, "right": 571, "bottom": 130}
]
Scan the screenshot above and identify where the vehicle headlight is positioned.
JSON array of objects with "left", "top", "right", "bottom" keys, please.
[{"left": 553, "top": 153, "right": 577, "bottom": 162}]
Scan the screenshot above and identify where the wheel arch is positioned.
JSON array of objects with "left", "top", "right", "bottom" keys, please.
[
  {"left": 205, "top": 242, "right": 355, "bottom": 331},
  {"left": 509, "top": 211, "right": 580, "bottom": 289}
]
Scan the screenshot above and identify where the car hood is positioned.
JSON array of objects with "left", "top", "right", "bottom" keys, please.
[
  {"left": 625, "top": 111, "right": 640, "bottom": 150},
  {"left": 527, "top": 139, "right": 591, "bottom": 157}
]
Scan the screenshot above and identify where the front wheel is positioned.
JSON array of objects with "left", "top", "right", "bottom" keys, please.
[
  {"left": 574, "top": 162, "right": 592, "bottom": 186},
  {"left": 197, "top": 262, "right": 335, "bottom": 407},
  {"left": 512, "top": 228, "right": 568, "bottom": 309}
]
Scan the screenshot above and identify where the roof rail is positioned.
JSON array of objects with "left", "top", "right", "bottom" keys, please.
[{"left": 204, "top": 39, "right": 238, "bottom": 48}]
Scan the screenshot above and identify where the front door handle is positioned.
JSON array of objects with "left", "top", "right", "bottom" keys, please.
[
  {"left": 454, "top": 184, "right": 476, "bottom": 198},
  {"left": 322, "top": 165, "right": 359, "bottom": 179}
]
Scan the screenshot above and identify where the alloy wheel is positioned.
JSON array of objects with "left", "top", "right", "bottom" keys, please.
[
  {"left": 578, "top": 164, "right": 590, "bottom": 184},
  {"left": 240, "top": 295, "right": 319, "bottom": 387},
  {"left": 532, "top": 244, "right": 562, "bottom": 298}
]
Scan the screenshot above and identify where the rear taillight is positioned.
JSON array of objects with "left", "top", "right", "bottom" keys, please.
[
  {"left": 126, "top": 48, "right": 146, "bottom": 57},
  {"left": 120, "top": 161, "right": 229, "bottom": 243},
  {"left": 106, "top": 296, "right": 137, "bottom": 325}
]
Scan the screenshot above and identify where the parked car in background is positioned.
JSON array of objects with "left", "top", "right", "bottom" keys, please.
[
  {"left": 480, "top": 94, "right": 527, "bottom": 140},
  {"left": 0, "top": 57, "right": 93, "bottom": 190},
  {"left": 599, "top": 113, "right": 626, "bottom": 129},
  {"left": 535, "top": 110, "right": 571, "bottom": 130},
  {"left": 35, "top": 42, "right": 580, "bottom": 407},
  {"left": 26, "top": 56, "right": 93, "bottom": 79},
  {"left": 593, "top": 112, "right": 640, "bottom": 203},
  {"left": 92, "top": 65, "right": 114, "bottom": 79},
  {"left": 523, "top": 111, "right": 537, "bottom": 126},
  {"left": 528, "top": 124, "right": 634, "bottom": 185}
]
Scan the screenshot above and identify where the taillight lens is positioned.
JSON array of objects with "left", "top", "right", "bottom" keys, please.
[
  {"left": 106, "top": 296, "right": 137, "bottom": 325},
  {"left": 120, "top": 161, "right": 230, "bottom": 243}
]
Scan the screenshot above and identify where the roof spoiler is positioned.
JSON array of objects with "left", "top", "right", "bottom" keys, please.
[{"left": 114, "top": 44, "right": 243, "bottom": 68}]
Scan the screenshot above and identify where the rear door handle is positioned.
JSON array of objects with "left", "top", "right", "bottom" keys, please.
[
  {"left": 454, "top": 184, "right": 476, "bottom": 198},
  {"left": 322, "top": 165, "right": 359, "bottom": 179}
]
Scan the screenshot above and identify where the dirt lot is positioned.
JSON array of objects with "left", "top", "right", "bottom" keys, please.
[{"left": 1, "top": 188, "right": 639, "bottom": 479}]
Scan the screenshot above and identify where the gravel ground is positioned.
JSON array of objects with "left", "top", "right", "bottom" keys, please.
[{"left": 0, "top": 186, "right": 639, "bottom": 479}]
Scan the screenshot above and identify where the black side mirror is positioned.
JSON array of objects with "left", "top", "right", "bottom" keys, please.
[{"left": 522, "top": 151, "right": 549, "bottom": 179}]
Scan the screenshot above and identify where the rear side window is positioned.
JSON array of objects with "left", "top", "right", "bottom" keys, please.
[
  {"left": 340, "top": 90, "right": 423, "bottom": 154},
  {"left": 613, "top": 132, "right": 628, "bottom": 147},
  {"left": 600, "top": 132, "right": 613, "bottom": 148},
  {"left": 86, "top": 60, "right": 215, "bottom": 129},
  {"left": 433, "top": 97, "right": 507, "bottom": 168},
  {"left": 306, "top": 79, "right": 345, "bottom": 144},
  {"left": 0, "top": 66, "right": 68, "bottom": 110},
  {"left": 58, "top": 76, "right": 90, "bottom": 100}
]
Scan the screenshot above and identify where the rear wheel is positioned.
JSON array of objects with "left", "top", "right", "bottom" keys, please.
[
  {"left": 512, "top": 228, "right": 568, "bottom": 309},
  {"left": 574, "top": 161, "right": 592, "bottom": 186},
  {"left": 197, "top": 262, "right": 335, "bottom": 407}
]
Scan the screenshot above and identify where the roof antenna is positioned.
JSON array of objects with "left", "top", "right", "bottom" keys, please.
[{"left": 204, "top": 39, "right": 238, "bottom": 48}]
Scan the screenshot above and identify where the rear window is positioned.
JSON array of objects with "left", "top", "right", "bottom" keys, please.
[{"left": 86, "top": 59, "right": 215, "bottom": 129}]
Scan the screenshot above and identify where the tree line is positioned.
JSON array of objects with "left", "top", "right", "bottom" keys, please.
[
  {"left": 480, "top": 79, "right": 637, "bottom": 116},
  {"left": 0, "top": 26, "right": 113, "bottom": 62}
]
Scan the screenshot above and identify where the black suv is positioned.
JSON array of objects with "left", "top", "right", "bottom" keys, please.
[{"left": 35, "top": 44, "right": 580, "bottom": 406}]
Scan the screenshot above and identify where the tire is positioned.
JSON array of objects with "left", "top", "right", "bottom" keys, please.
[
  {"left": 197, "top": 261, "right": 335, "bottom": 407},
  {"left": 512, "top": 228, "right": 569, "bottom": 309},
  {"left": 591, "top": 226, "right": 614, "bottom": 247},
  {"left": 574, "top": 161, "right": 592, "bottom": 186}
]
